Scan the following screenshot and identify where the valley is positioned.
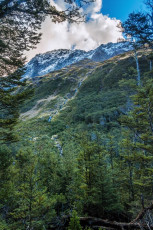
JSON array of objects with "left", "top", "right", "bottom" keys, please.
[
  {"left": 10, "top": 46, "right": 152, "bottom": 229},
  {"left": 1, "top": 0, "right": 153, "bottom": 229}
]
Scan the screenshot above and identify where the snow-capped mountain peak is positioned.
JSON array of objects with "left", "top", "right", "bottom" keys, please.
[{"left": 24, "top": 42, "right": 133, "bottom": 78}]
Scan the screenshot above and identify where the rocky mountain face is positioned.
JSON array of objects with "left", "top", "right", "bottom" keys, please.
[{"left": 24, "top": 42, "right": 133, "bottom": 78}]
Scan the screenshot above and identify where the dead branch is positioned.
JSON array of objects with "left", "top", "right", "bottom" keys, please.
[{"left": 131, "top": 202, "right": 153, "bottom": 223}]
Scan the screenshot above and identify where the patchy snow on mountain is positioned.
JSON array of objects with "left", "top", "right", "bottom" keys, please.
[{"left": 23, "top": 42, "right": 133, "bottom": 78}]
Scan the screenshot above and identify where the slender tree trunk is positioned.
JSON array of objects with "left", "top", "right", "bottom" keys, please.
[
  {"left": 134, "top": 49, "right": 141, "bottom": 86},
  {"left": 129, "top": 162, "right": 134, "bottom": 201},
  {"left": 150, "top": 60, "right": 152, "bottom": 71},
  {"left": 29, "top": 176, "right": 33, "bottom": 230}
]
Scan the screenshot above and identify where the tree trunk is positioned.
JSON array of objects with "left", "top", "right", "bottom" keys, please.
[
  {"left": 134, "top": 49, "right": 141, "bottom": 86},
  {"left": 150, "top": 60, "right": 152, "bottom": 71}
]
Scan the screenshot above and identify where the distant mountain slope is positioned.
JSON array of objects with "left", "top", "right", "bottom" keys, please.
[
  {"left": 21, "top": 49, "right": 150, "bottom": 122},
  {"left": 18, "top": 49, "right": 151, "bottom": 180},
  {"left": 24, "top": 42, "right": 133, "bottom": 78}
]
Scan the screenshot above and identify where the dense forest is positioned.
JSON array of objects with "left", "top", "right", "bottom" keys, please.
[{"left": 0, "top": 0, "right": 153, "bottom": 229}]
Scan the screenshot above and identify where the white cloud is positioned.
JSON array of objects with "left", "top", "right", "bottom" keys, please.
[
  {"left": 26, "top": 0, "right": 123, "bottom": 60},
  {"left": 88, "top": 0, "right": 102, "bottom": 14}
]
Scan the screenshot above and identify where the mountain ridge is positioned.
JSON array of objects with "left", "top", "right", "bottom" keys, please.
[{"left": 24, "top": 41, "right": 133, "bottom": 78}]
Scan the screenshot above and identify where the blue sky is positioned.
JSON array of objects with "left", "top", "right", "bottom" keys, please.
[
  {"left": 28, "top": 0, "right": 147, "bottom": 59},
  {"left": 102, "top": 0, "right": 145, "bottom": 22}
]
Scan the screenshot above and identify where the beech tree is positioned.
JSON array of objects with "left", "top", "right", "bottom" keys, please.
[
  {"left": 122, "top": 0, "right": 153, "bottom": 85},
  {"left": 123, "top": 0, "right": 153, "bottom": 46}
]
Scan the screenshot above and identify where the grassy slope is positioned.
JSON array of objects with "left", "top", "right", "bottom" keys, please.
[{"left": 16, "top": 50, "right": 151, "bottom": 155}]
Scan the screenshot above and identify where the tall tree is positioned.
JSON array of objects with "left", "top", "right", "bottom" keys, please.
[
  {"left": 77, "top": 134, "right": 122, "bottom": 217},
  {"left": 10, "top": 149, "right": 55, "bottom": 229},
  {"left": 0, "top": 0, "right": 45, "bottom": 142},
  {"left": 122, "top": 1, "right": 153, "bottom": 85},
  {"left": 120, "top": 78, "right": 153, "bottom": 200},
  {"left": 145, "top": 0, "right": 153, "bottom": 30}
]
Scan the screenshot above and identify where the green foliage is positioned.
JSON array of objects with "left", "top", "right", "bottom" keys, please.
[
  {"left": 0, "top": 15, "right": 153, "bottom": 227},
  {"left": 118, "top": 78, "right": 153, "bottom": 212},
  {"left": 9, "top": 148, "right": 57, "bottom": 229},
  {"left": 0, "top": 217, "right": 10, "bottom": 230},
  {"left": 68, "top": 210, "right": 82, "bottom": 230},
  {"left": 0, "top": 145, "right": 13, "bottom": 206},
  {"left": 122, "top": 0, "right": 153, "bottom": 47},
  {"left": 76, "top": 134, "right": 123, "bottom": 217},
  {"left": 0, "top": 0, "right": 44, "bottom": 143},
  {"left": 122, "top": 12, "right": 152, "bottom": 45}
]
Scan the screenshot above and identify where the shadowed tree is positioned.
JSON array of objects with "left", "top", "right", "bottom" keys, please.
[{"left": 120, "top": 78, "right": 153, "bottom": 200}]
